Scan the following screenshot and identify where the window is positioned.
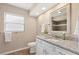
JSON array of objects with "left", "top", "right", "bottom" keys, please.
[{"left": 4, "top": 13, "right": 24, "bottom": 32}]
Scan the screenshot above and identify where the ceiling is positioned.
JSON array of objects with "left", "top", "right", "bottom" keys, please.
[
  {"left": 9, "top": 3, "right": 35, "bottom": 10},
  {"left": 8, "top": 3, "right": 58, "bottom": 17}
]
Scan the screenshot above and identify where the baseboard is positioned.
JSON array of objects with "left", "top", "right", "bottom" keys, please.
[{"left": 0, "top": 47, "right": 29, "bottom": 55}]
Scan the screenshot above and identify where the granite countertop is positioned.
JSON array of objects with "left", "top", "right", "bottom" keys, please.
[{"left": 37, "top": 34, "right": 79, "bottom": 55}]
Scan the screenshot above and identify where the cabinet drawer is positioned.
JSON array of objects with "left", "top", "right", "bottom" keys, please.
[{"left": 56, "top": 47, "right": 76, "bottom": 55}]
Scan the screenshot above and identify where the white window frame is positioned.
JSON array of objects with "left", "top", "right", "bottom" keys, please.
[{"left": 4, "top": 13, "right": 25, "bottom": 32}]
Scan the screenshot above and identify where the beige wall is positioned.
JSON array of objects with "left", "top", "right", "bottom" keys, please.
[
  {"left": 71, "top": 3, "right": 79, "bottom": 33},
  {"left": 37, "top": 12, "right": 50, "bottom": 34},
  {"left": 0, "top": 4, "right": 37, "bottom": 53}
]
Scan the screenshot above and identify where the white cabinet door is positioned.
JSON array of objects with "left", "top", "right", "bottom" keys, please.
[
  {"left": 41, "top": 40, "right": 57, "bottom": 55},
  {"left": 36, "top": 39, "right": 59, "bottom": 55},
  {"left": 36, "top": 39, "right": 44, "bottom": 55}
]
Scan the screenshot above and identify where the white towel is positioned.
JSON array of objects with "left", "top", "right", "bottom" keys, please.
[{"left": 5, "top": 32, "right": 12, "bottom": 42}]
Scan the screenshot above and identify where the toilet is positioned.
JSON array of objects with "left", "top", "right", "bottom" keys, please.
[{"left": 27, "top": 42, "right": 36, "bottom": 54}]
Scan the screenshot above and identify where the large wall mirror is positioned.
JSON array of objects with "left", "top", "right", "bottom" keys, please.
[{"left": 50, "top": 4, "right": 71, "bottom": 33}]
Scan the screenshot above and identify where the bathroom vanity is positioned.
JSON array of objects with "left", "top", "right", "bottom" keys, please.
[{"left": 36, "top": 35, "right": 79, "bottom": 55}]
